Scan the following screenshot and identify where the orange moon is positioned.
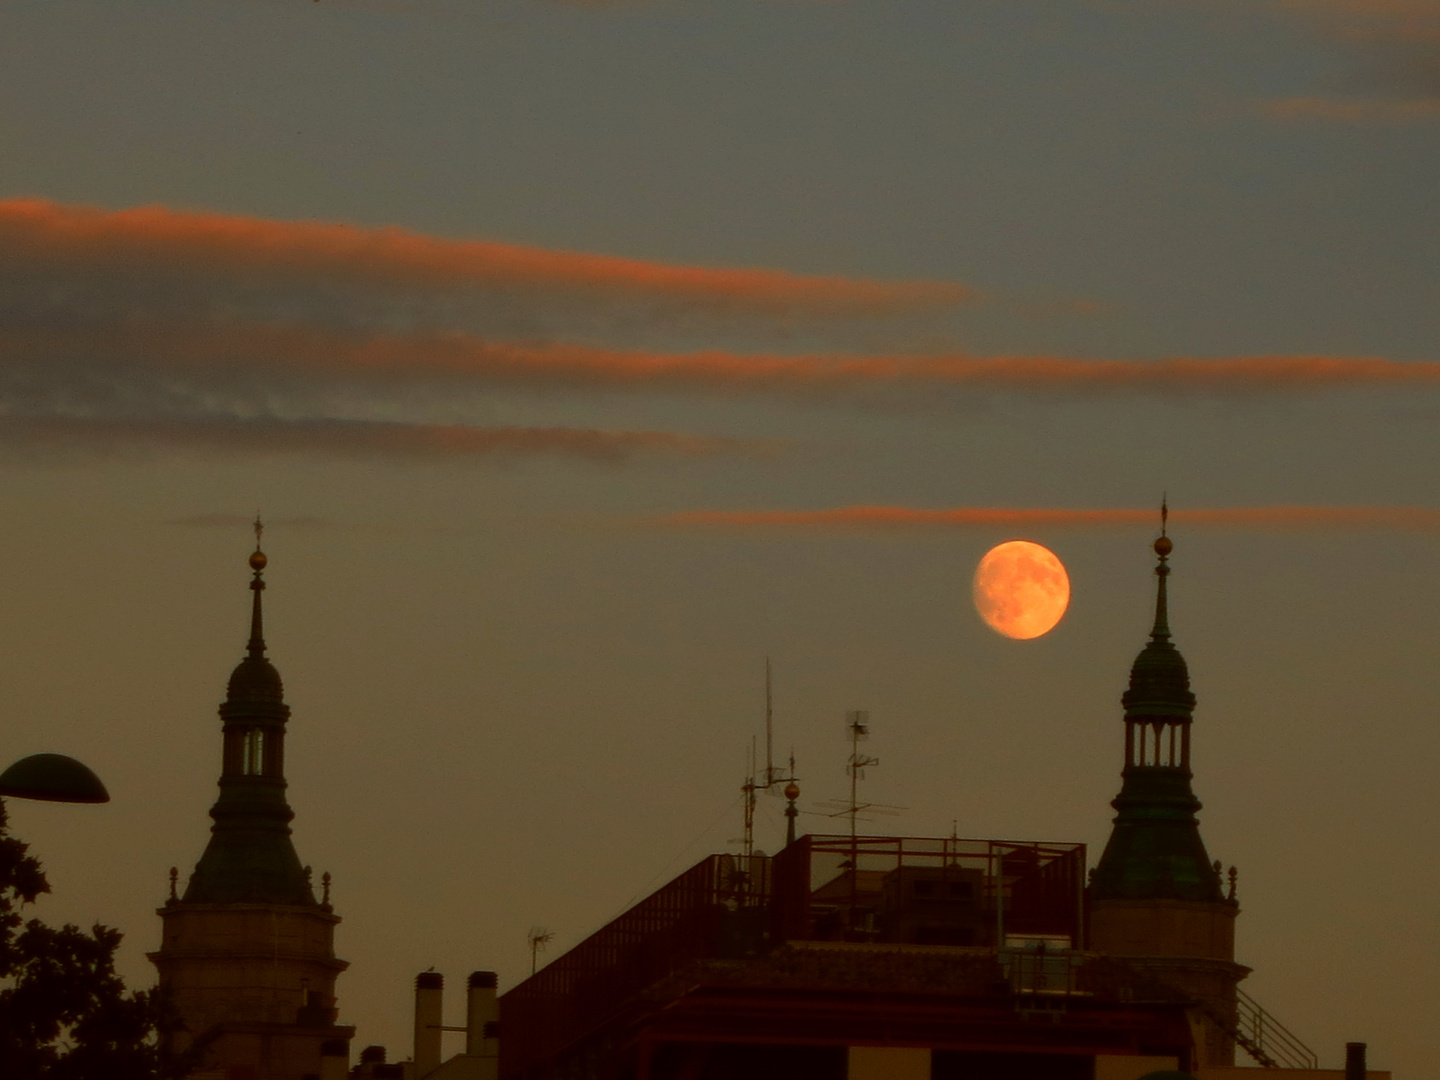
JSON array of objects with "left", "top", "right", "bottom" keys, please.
[{"left": 973, "top": 541, "right": 1070, "bottom": 640}]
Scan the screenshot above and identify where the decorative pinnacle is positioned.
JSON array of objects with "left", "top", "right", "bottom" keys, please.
[
  {"left": 247, "top": 515, "right": 267, "bottom": 657},
  {"left": 1150, "top": 498, "right": 1171, "bottom": 640}
]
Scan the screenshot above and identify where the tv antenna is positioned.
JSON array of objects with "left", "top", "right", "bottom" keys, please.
[
  {"left": 815, "top": 710, "right": 902, "bottom": 837},
  {"left": 527, "top": 927, "right": 553, "bottom": 976},
  {"left": 844, "top": 710, "right": 878, "bottom": 841}
]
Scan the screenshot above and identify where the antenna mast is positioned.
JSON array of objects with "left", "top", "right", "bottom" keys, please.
[
  {"left": 845, "top": 710, "right": 878, "bottom": 842},
  {"left": 740, "top": 659, "right": 801, "bottom": 856},
  {"left": 764, "top": 657, "right": 775, "bottom": 786},
  {"left": 742, "top": 738, "right": 758, "bottom": 859}
]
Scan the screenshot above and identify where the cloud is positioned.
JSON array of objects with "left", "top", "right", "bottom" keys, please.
[
  {"left": 1275, "top": 0, "right": 1440, "bottom": 106},
  {"left": 1279, "top": 0, "right": 1440, "bottom": 41},
  {"left": 0, "top": 198, "right": 972, "bottom": 318},
  {"left": 0, "top": 415, "right": 758, "bottom": 464},
  {"left": 656, "top": 504, "right": 1440, "bottom": 530},
  {"left": 1263, "top": 93, "right": 1440, "bottom": 120},
  {"left": 5, "top": 322, "right": 1433, "bottom": 400}
]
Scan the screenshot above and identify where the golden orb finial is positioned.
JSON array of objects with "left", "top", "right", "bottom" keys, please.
[
  {"left": 784, "top": 781, "right": 800, "bottom": 801},
  {"left": 250, "top": 512, "right": 267, "bottom": 571},
  {"left": 1153, "top": 535, "right": 1172, "bottom": 558}
]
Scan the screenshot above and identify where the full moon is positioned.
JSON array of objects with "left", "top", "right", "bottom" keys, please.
[{"left": 973, "top": 540, "right": 1070, "bottom": 640}]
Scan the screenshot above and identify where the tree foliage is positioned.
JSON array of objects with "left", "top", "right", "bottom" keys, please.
[{"left": 0, "top": 799, "right": 181, "bottom": 1079}]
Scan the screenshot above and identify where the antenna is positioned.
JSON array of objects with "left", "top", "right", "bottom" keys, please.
[
  {"left": 845, "top": 710, "right": 879, "bottom": 843},
  {"left": 738, "top": 659, "right": 803, "bottom": 856},
  {"left": 742, "top": 738, "right": 758, "bottom": 859},
  {"left": 764, "top": 657, "right": 775, "bottom": 786},
  {"left": 527, "top": 927, "right": 553, "bottom": 976}
]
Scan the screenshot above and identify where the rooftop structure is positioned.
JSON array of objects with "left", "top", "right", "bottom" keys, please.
[
  {"left": 488, "top": 524, "right": 1364, "bottom": 1080},
  {"left": 500, "top": 833, "right": 1192, "bottom": 1080}
]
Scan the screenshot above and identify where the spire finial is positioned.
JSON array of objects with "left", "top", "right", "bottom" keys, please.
[
  {"left": 1150, "top": 498, "right": 1172, "bottom": 640},
  {"left": 247, "top": 516, "right": 267, "bottom": 657}
]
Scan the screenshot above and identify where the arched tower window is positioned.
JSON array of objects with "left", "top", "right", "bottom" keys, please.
[{"left": 241, "top": 729, "right": 267, "bottom": 776}]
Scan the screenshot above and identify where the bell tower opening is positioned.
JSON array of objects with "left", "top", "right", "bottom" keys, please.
[{"left": 241, "top": 728, "right": 266, "bottom": 776}]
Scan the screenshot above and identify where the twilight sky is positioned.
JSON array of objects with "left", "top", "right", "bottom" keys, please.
[{"left": 2, "top": 0, "right": 1439, "bottom": 1073}]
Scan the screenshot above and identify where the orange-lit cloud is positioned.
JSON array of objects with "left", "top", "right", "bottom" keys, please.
[
  {"left": 657, "top": 505, "right": 1440, "bottom": 529},
  {"left": 1280, "top": 0, "right": 1440, "bottom": 38},
  {"left": 1264, "top": 94, "right": 1440, "bottom": 120},
  {"left": 0, "top": 198, "right": 971, "bottom": 315},
  {"left": 0, "top": 416, "right": 755, "bottom": 464},
  {"left": 4, "top": 322, "right": 1432, "bottom": 397}
]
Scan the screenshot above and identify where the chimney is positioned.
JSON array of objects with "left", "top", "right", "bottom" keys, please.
[
  {"left": 413, "top": 972, "right": 444, "bottom": 1079},
  {"left": 1346, "top": 1042, "right": 1367, "bottom": 1080},
  {"left": 466, "top": 970, "right": 499, "bottom": 1066},
  {"left": 319, "top": 1039, "right": 349, "bottom": 1080}
]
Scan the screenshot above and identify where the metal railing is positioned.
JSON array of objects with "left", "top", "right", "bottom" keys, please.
[
  {"left": 1087, "top": 956, "right": 1317, "bottom": 1071},
  {"left": 1234, "top": 986, "right": 1318, "bottom": 1069}
]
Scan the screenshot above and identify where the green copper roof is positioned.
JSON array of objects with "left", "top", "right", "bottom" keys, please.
[
  {"left": 181, "top": 545, "right": 317, "bottom": 908},
  {"left": 1092, "top": 533, "right": 1225, "bottom": 905},
  {"left": 1091, "top": 768, "right": 1222, "bottom": 902}
]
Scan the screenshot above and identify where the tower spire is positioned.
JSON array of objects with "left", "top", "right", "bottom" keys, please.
[
  {"left": 1092, "top": 522, "right": 1218, "bottom": 903},
  {"left": 248, "top": 514, "right": 267, "bottom": 659},
  {"left": 1150, "top": 497, "right": 1172, "bottom": 641},
  {"left": 181, "top": 529, "right": 311, "bottom": 905}
]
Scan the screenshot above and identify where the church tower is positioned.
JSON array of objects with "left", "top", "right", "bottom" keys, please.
[
  {"left": 150, "top": 530, "right": 354, "bottom": 1080},
  {"left": 1088, "top": 520, "right": 1248, "bottom": 1067}
]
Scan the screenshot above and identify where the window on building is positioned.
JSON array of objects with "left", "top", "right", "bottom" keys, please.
[{"left": 241, "top": 729, "right": 266, "bottom": 776}]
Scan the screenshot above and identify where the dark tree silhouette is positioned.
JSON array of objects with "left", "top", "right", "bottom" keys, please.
[{"left": 0, "top": 800, "right": 186, "bottom": 1079}]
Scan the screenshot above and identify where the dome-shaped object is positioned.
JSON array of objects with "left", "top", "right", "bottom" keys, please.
[
  {"left": 227, "top": 655, "right": 285, "bottom": 704},
  {"left": 0, "top": 753, "right": 109, "bottom": 803},
  {"left": 1123, "top": 533, "right": 1195, "bottom": 721},
  {"left": 1122, "top": 637, "right": 1195, "bottom": 720},
  {"left": 784, "top": 782, "right": 801, "bottom": 801}
]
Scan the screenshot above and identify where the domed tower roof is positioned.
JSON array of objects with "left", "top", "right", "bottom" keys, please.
[{"left": 1121, "top": 533, "right": 1196, "bottom": 722}]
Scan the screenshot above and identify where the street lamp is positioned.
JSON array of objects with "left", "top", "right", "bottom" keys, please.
[{"left": 0, "top": 753, "right": 109, "bottom": 803}]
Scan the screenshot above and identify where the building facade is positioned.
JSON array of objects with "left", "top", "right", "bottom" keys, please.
[{"left": 149, "top": 541, "right": 353, "bottom": 1080}]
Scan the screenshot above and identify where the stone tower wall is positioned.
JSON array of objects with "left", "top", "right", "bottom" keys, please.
[
  {"left": 150, "top": 901, "right": 351, "bottom": 1078},
  {"left": 1091, "top": 898, "right": 1247, "bottom": 1068}
]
